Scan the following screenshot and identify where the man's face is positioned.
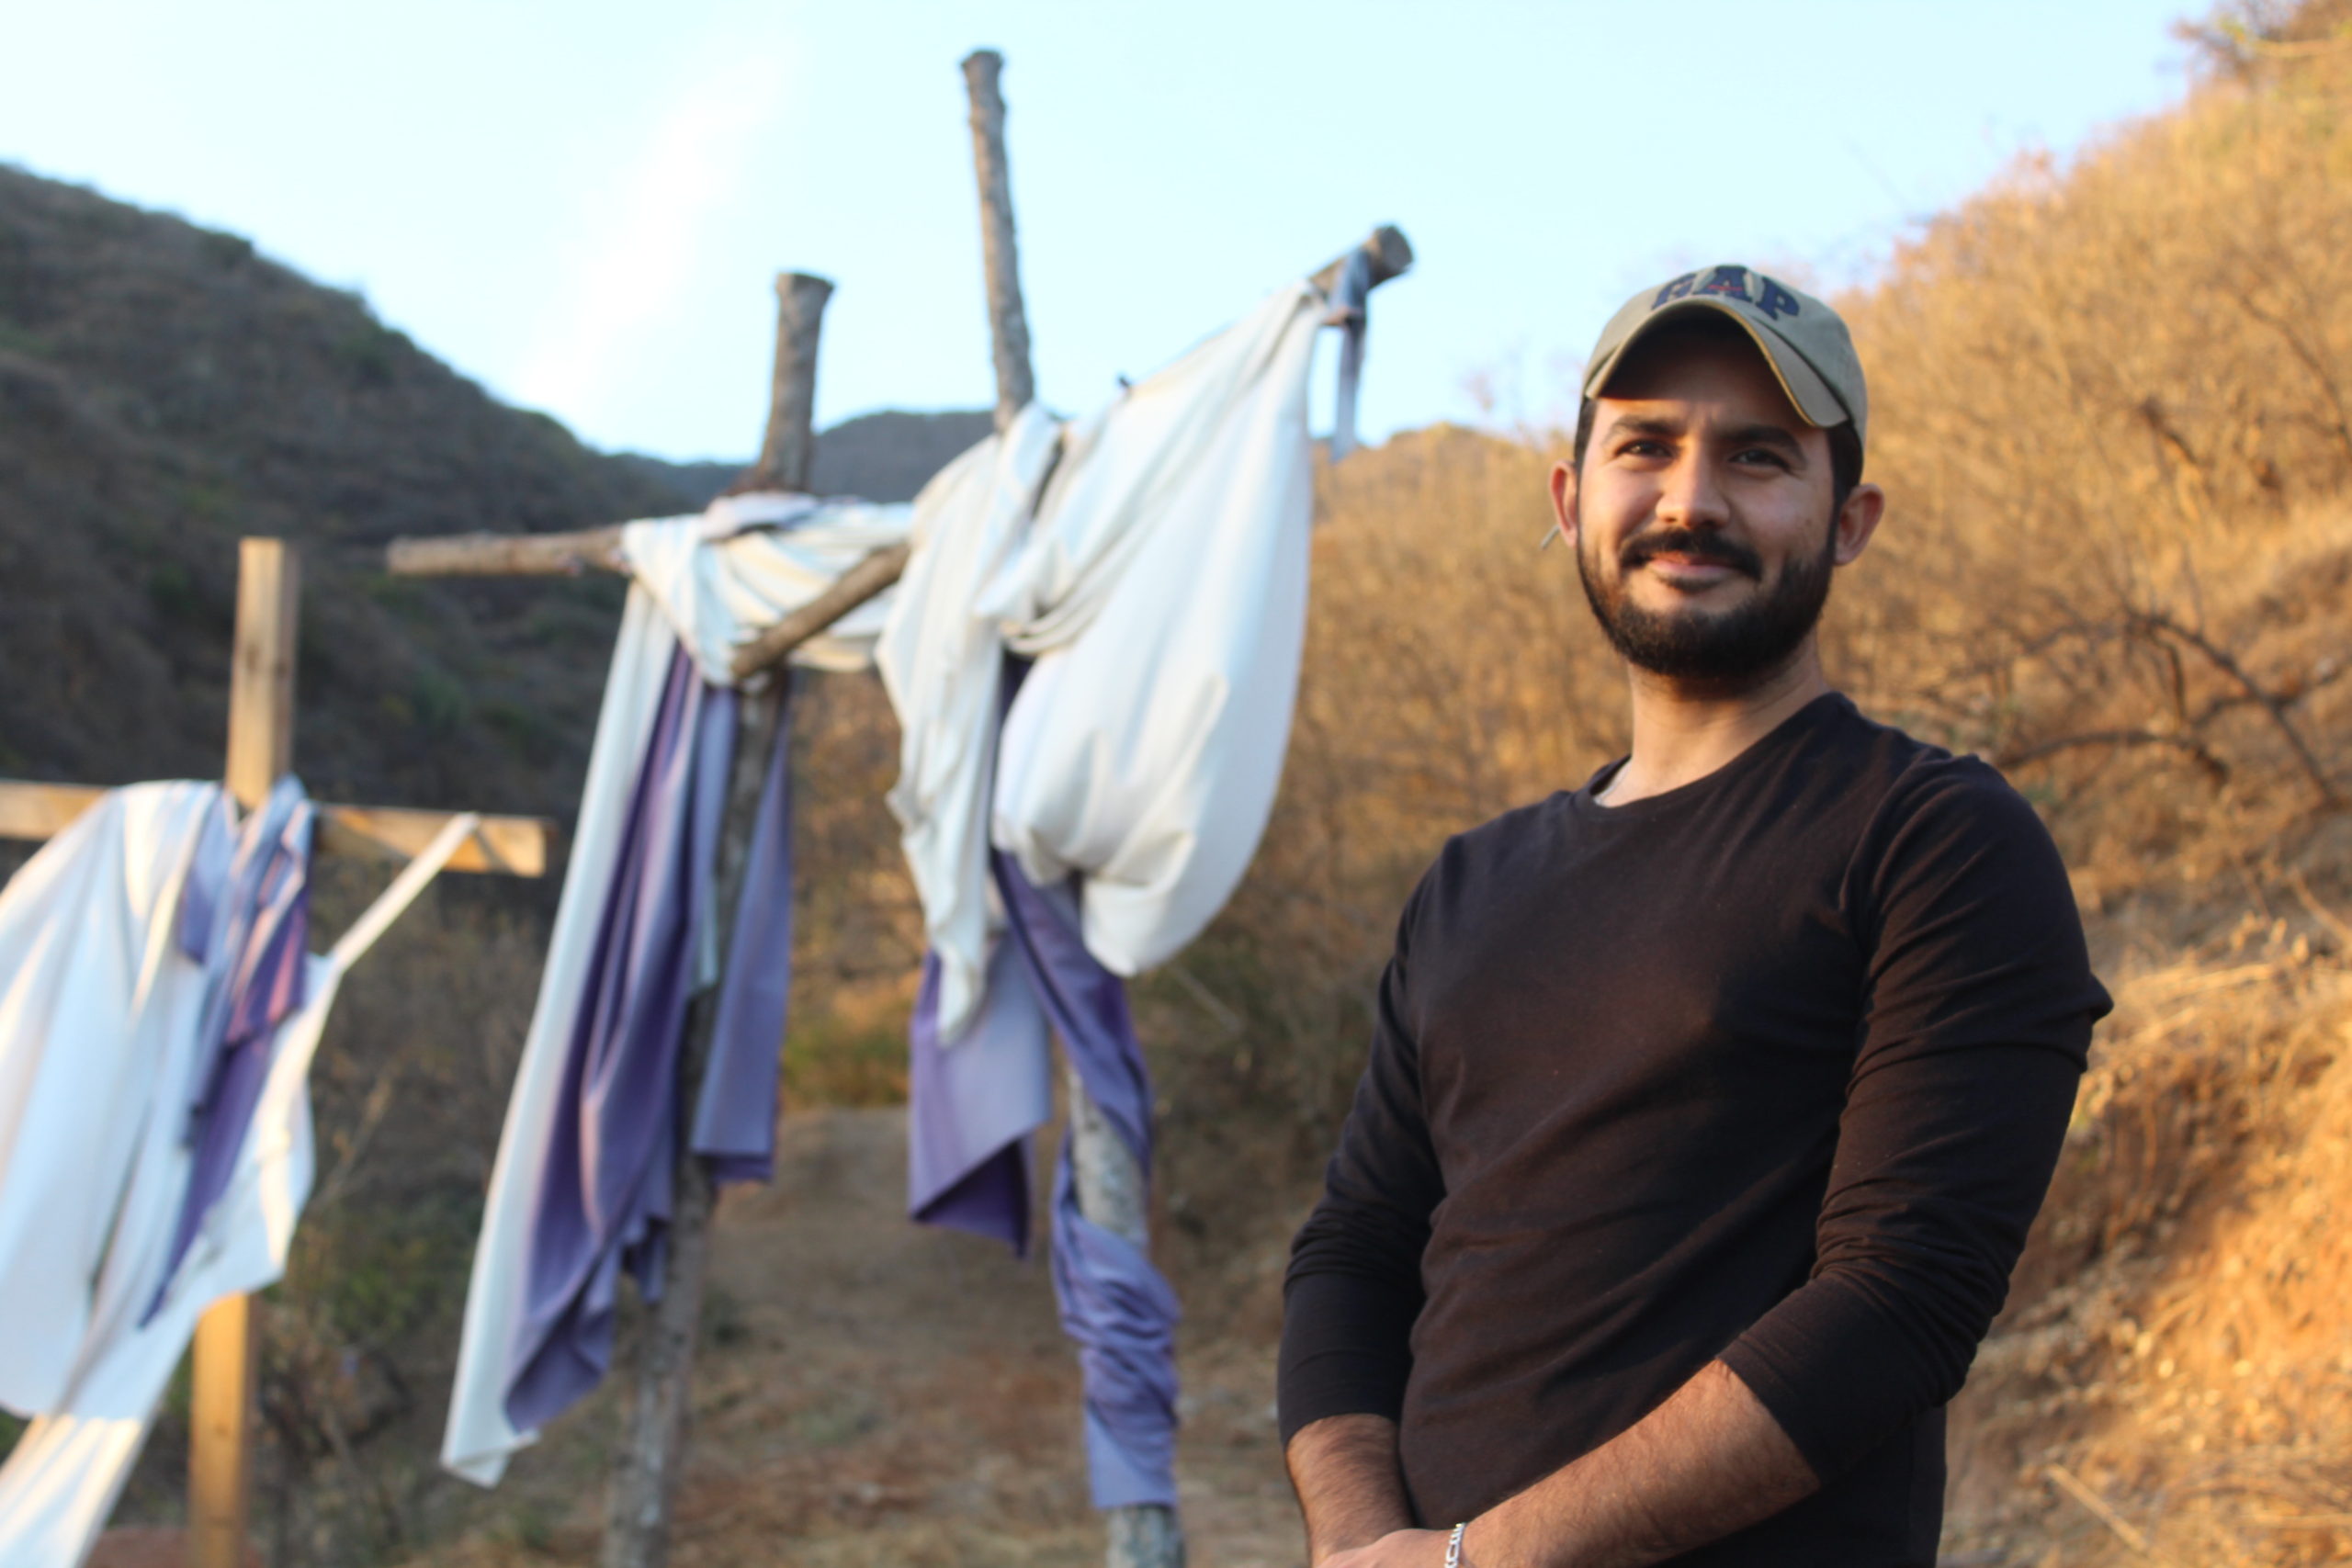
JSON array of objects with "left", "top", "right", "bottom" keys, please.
[{"left": 1551, "top": 325, "right": 1881, "bottom": 688}]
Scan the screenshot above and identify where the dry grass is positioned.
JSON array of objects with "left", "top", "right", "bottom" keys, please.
[{"left": 1947, "top": 926, "right": 2352, "bottom": 1566}]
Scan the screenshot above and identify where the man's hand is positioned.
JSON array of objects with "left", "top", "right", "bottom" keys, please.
[{"left": 1322, "top": 1528, "right": 1453, "bottom": 1566}]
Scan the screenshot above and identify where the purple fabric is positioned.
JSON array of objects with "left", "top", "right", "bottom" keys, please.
[
  {"left": 148, "top": 778, "right": 315, "bottom": 1320},
  {"left": 1051, "top": 1153, "right": 1182, "bottom": 1508},
  {"left": 991, "top": 853, "right": 1182, "bottom": 1511},
  {"left": 901, "top": 649, "right": 1182, "bottom": 1507},
  {"left": 692, "top": 677, "right": 797, "bottom": 1186},
  {"left": 503, "top": 648, "right": 735, "bottom": 1429},
  {"left": 992, "top": 855, "right": 1152, "bottom": 1169},
  {"left": 906, "top": 943, "right": 1053, "bottom": 1252},
  {"left": 1326, "top": 243, "right": 1376, "bottom": 460},
  {"left": 503, "top": 648, "right": 803, "bottom": 1432}
]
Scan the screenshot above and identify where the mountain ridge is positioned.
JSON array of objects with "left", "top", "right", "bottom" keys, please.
[{"left": 0, "top": 163, "right": 984, "bottom": 822}]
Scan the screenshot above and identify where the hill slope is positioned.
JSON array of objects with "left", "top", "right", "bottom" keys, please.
[{"left": 0, "top": 163, "right": 984, "bottom": 819}]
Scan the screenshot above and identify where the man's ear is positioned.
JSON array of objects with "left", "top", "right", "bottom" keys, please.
[
  {"left": 1549, "top": 460, "right": 1579, "bottom": 551},
  {"left": 1832, "top": 482, "right": 1885, "bottom": 566}
]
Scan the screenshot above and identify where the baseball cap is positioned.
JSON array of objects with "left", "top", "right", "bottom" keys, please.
[{"left": 1582, "top": 265, "right": 1868, "bottom": 446}]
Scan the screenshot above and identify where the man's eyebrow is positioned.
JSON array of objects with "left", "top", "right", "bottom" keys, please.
[
  {"left": 1723, "top": 423, "right": 1807, "bottom": 460},
  {"left": 1602, "top": 415, "right": 1684, "bottom": 441}
]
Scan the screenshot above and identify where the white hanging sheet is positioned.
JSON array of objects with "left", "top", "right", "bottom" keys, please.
[
  {"left": 876, "top": 277, "right": 1332, "bottom": 1038},
  {"left": 0, "top": 791, "right": 475, "bottom": 1568},
  {"left": 874, "top": 407, "right": 1066, "bottom": 1041}
]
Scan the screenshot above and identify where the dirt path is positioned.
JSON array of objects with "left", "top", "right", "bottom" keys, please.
[{"left": 420, "top": 1107, "right": 1306, "bottom": 1567}]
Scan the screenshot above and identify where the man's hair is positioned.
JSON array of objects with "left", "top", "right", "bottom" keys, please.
[{"left": 1571, "top": 315, "right": 1865, "bottom": 517}]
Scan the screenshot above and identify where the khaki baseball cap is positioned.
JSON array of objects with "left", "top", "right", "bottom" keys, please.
[{"left": 1581, "top": 265, "right": 1867, "bottom": 446}]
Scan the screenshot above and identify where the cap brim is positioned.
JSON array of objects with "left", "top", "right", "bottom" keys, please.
[{"left": 1583, "top": 297, "right": 1850, "bottom": 430}]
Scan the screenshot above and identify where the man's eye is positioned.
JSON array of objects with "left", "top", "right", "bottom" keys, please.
[
  {"left": 1618, "top": 440, "right": 1669, "bottom": 458},
  {"left": 1733, "top": 448, "right": 1791, "bottom": 469}
]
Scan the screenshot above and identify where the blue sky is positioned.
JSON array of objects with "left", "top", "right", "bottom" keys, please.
[{"left": 5, "top": 1, "right": 2199, "bottom": 459}]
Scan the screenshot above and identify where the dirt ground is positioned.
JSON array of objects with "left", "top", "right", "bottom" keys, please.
[{"left": 408, "top": 1107, "right": 1306, "bottom": 1568}]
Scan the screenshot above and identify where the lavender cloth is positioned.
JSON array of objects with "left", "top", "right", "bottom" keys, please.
[
  {"left": 1050, "top": 1152, "right": 1183, "bottom": 1509},
  {"left": 148, "top": 778, "right": 315, "bottom": 1318},
  {"left": 692, "top": 678, "right": 797, "bottom": 1185},
  {"left": 906, "top": 942, "right": 1054, "bottom": 1252},
  {"left": 503, "top": 651, "right": 800, "bottom": 1431},
  {"left": 992, "top": 853, "right": 1181, "bottom": 1510},
  {"left": 900, "top": 644, "right": 1182, "bottom": 1507}
]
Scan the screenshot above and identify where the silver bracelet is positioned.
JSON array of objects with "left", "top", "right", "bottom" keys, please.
[{"left": 1445, "top": 1521, "right": 1467, "bottom": 1567}]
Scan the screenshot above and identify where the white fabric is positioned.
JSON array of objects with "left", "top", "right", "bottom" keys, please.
[
  {"left": 877, "top": 278, "right": 1332, "bottom": 1038},
  {"left": 874, "top": 406, "right": 1066, "bottom": 1039},
  {"left": 620, "top": 491, "right": 912, "bottom": 686},
  {"left": 0, "top": 791, "right": 474, "bottom": 1568},
  {"left": 441, "top": 590, "right": 673, "bottom": 1487}
]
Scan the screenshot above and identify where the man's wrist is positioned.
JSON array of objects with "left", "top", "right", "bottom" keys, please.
[{"left": 1460, "top": 1504, "right": 1543, "bottom": 1568}]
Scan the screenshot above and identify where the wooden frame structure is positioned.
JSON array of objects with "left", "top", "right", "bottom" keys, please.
[
  {"left": 379, "top": 47, "right": 1413, "bottom": 1568},
  {"left": 0, "top": 537, "right": 555, "bottom": 1568}
]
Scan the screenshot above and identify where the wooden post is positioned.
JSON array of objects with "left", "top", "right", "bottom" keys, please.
[
  {"left": 738, "top": 273, "right": 834, "bottom": 494},
  {"left": 223, "top": 538, "right": 299, "bottom": 811},
  {"left": 190, "top": 536, "right": 299, "bottom": 1568},
  {"left": 959, "top": 51, "right": 1183, "bottom": 1568},
  {"left": 1068, "top": 1067, "right": 1185, "bottom": 1567},
  {"left": 601, "top": 275, "right": 831, "bottom": 1568},
  {"left": 962, "top": 50, "right": 1035, "bottom": 432}
]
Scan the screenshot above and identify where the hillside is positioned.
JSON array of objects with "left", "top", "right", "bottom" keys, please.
[{"left": 0, "top": 161, "right": 985, "bottom": 820}]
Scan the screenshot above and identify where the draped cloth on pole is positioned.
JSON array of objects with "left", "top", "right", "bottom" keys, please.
[
  {"left": 152, "top": 775, "right": 315, "bottom": 1317},
  {"left": 0, "top": 784, "right": 476, "bottom": 1568},
  {"left": 440, "top": 495, "right": 908, "bottom": 1487},
  {"left": 878, "top": 258, "right": 1375, "bottom": 1508}
]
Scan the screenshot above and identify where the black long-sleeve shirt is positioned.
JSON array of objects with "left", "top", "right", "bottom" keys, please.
[{"left": 1279, "top": 694, "right": 2111, "bottom": 1565}]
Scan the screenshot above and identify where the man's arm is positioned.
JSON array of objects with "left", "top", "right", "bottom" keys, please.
[
  {"left": 1282, "top": 889, "right": 1444, "bottom": 1561},
  {"left": 1287, "top": 1415, "right": 1417, "bottom": 1562},
  {"left": 1465, "top": 1361, "right": 1815, "bottom": 1566},
  {"left": 1326, "top": 1363, "right": 1815, "bottom": 1568}
]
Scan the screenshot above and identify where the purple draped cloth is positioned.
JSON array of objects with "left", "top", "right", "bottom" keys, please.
[
  {"left": 503, "top": 652, "right": 798, "bottom": 1431},
  {"left": 905, "top": 846, "right": 1182, "bottom": 1510},
  {"left": 907, "top": 942, "right": 1051, "bottom": 1252},
  {"left": 999, "top": 857, "right": 1182, "bottom": 1510},
  {"left": 147, "top": 777, "right": 315, "bottom": 1319}
]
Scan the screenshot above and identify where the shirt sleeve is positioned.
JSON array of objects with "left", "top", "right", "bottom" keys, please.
[
  {"left": 1278, "top": 889, "right": 1444, "bottom": 1445},
  {"left": 1718, "top": 759, "right": 2112, "bottom": 1481}
]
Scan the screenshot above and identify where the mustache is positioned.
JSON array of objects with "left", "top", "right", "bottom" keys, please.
[{"left": 1618, "top": 527, "right": 1763, "bottom": 578}]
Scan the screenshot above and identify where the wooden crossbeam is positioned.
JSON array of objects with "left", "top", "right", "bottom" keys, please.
[
  {"left": 386, "top": 525, "right": 624, "bottom": 579},
  {"left": 383, "top": 216, "right": 1411, "bottom": 682},
  {"left": 0, "top": 783, "right": 553, "bottom": 876}
]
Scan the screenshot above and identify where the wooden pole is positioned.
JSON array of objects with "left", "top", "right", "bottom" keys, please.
[
  {"left": 958, "top": 51, "right": 1183, "bottom": 1568},
  {"left": 728, "top": 539, "right": 910, "bottom": 682},
  {"left": 0, "top": 782, "right": 550, "bottom": 875},
  {"left": 190, "top": 536, "right": 300, "bottom": 1568},
  {"left": 386, "top": 526, "right": 623, "bottom": 579},
  {"left": 601, "top": 275, "right": 831, "bottom": 1568},
  {"left": 962, "top": 50, "right": 1035, "bottom": 432},
  {"left": 738, "top": 273, "right": 835, "bottom": 494},
  {"left": 223, "top": 538, "right": 298, "bottom": 811}
]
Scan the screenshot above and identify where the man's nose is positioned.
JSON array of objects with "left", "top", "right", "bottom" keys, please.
[{"left": 1655, "top": 452, "right": 1729, "bottom": 530}]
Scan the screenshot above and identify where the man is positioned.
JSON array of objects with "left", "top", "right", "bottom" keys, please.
[{"left": 1277, "top": 265, "right": 2111, "bottom": 1567}]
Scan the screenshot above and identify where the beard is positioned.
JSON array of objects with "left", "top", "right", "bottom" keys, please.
[{"left": 1577, "top": 520, "right": 1837, "bottom": 688}]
